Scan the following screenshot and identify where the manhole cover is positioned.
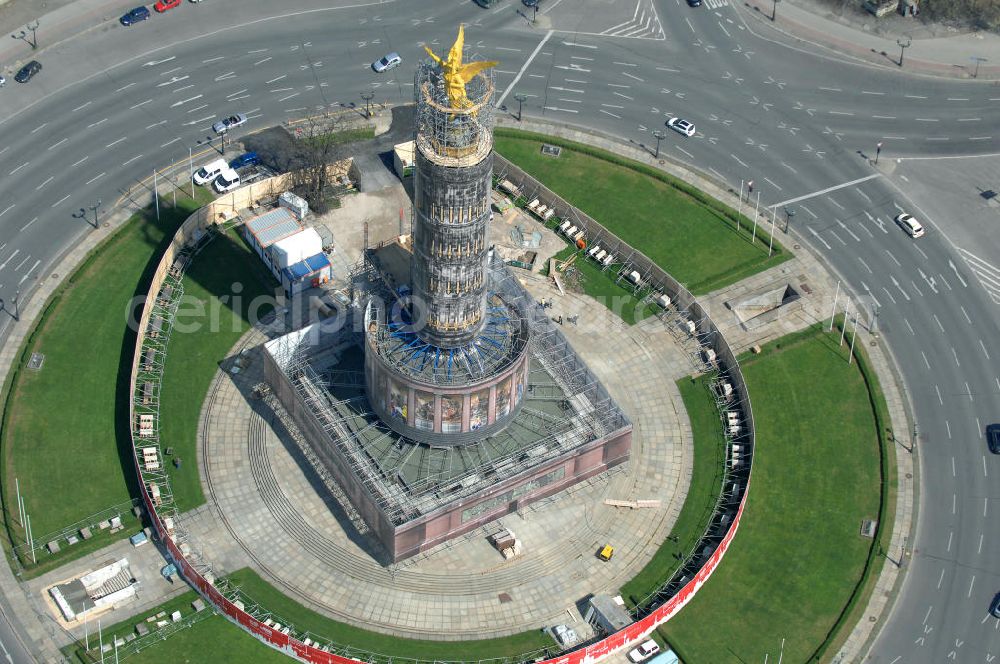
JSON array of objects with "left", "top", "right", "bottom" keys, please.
[
  {"left": 869, "top": 616, "right": 877, "bottom": 623},
  {"left": 27, "top": 353, "right": 44, "bottom": 371},
  {"left": 103, "top": 222, "right": 111, "bottom": 228},
  {"left": 906, "top": 473, "right": 912, "bottom": 479},
  {"left": 51, "top": 273, "right": 59, "bottom": 280},
  {"left": 793, "top": 244, "right": 801, "bottom": 249}
]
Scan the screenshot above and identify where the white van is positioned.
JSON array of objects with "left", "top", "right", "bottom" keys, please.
[
  {"left": 213, "top": 168, "right": 241, "bottom": 193},
  {"left": 193, "top": 158, "right": 227, "bottom": 186}
]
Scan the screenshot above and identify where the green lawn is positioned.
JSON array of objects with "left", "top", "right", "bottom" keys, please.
[
  {"left": 224, "top": 568, "right": 555, "bottom": 661},
  {"left": 660, "top": 327, "right": 882, "bottom": 663},
  {"left": 129, "top": 614, "right": 291, "bottom": 664},
  {"left": 494, "top": 131, "right": 788, "bottom": 295},
  {"left": 620, "top": 375, "right": 726, "bottom": 607},
  {"left": 0, "top": 196, "right": 209, "bottom": 554},
  {"left": 158, "top": 229, "right": 278, "bottom": 512}
]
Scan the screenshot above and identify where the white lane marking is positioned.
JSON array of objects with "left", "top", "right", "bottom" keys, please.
[
  {"left": 763, "top": 177, "right": 782, "bottom": 191},
  {"left": 72, "top": 101, "right": 92, "bottom": 112},
  {"left": 146, "top": 120, "right": 167, "bottom": 130},
  {"left": 948, "top": 97, "right": 970, "bottom": 101},
  {"left": 981, "top": 339, "right": 990, "bottom": 360},
  {"left": 0, "top": 205, "right": 13, "bottom": 219},
  {"left": 85, "top": 172, "right": 105, "bottom": 185},
  {"left": 772, "top": 174, "right": 881, "bottom": 209},
  {"left": 890, "top": 275, "right": 910, "bottom": 300},
  {"left": 985, "top": 456, "right": 990, "bottom": 478},
  {"left": 142, "top": 56, "right": 176, "bottom": 67},
  {"left": 945, "top": 420, "right": 951, "bottom": 439},
  {"left": 71, "top": 156, "right": 88, "bottom": 167},
  {"left": 957, "top": 118, "right": 981, "bottom": 122},
  {"left": 19, "top": 217, "right": 37, "bottom": 232},
  {"left": 952, "top": 347, "right": 961, "bottom": 368},
  {"left": 921, "top": 351, "right": 930, "bottom": 369},
  {"left": 18, "top": 259, "right": 39, "bottom": 285},
  {"left": 858, "top": 257, "right": 873, "bottom": 274},
  {"left": 915, "top": 117, "right": 940, "bottom": 122},
  {"left": 0, "top": 250, "right": 20, "bottom": 272},
  {"left": 829, "top": 110, "right": 855, "bottom": 116},
  {"left": 51, "top": 194, "right": 71, "bottom": 208},
  {"left": 105, "top": 137, "right": 127, "bottom": 149},
  {"left": 87, "top": 118, "right": 108, "bottom": 128},
  {"left": 937, "top": 569, "right": 945, "bottom": 589},
  {"left": 933, "top": 313, "right": 945, "bottom": 332},
  {"left": 837, "top": 219, "right": 861, "bottom": 242},
  {"left": 935, "top": 384, "right": 943, "bottom": 405},
  {"left": 129, "top": 99, "right": 152, "bottom": 109},
  {"left": 254, "top": 57, "right": 273, "bottom": 66},
  {"left": 808, "top": 227, "right": 830, "bottom": 250},
  {"left": 226, "top": 88, "right": 248, "bottom": 98},
  {"left": 170, "top": 94, "right": 203, "bottom": 108},
  {"left": 970, "top": 576, "right": 976, "bottom": 597},
  {"left": 872, "top": 115, "right": 897, "bottom": 119},
  {"left": 953, "top": 494, "right": 957, "bottom": 514},
  {"left": 675, "top": 146, "right": 694, "bottom": 159},
  {"left": 885, "top": 249, "right": 901, "bottom": 266},
  {"left": 265, "top": 74, "right": 287, "bottom": 84},
  {"left": 187, "top": 104, "right": 209, "bottom": 113},
  {"left": 202, "top": 56, "right": 225, "bottom": 63},
  {"left": 952, "top": 456, "right": 957, "bottom": 477},
  {"left": 979, "top": 532, "right": 985, "bottom": 554},
  {"left": 882, "top": 287, "right": 897, "bottom": 304},
  {"left": 214, "top": 72, "right": 237, "bottom": 82},
  {"left": 730, "top": 153, "right": 749, "bottom": 168},
  {"left": 966, "top": 381, "right": 974, "bottom": 402},
  {"left": 35, "top": 176, "right": 53, "bottom": 190},
  {"left": 30, "top": 122, "right": 47, "bottom": 134},
  {"left": 960, "top": 305, "right": 972, "bottom": 324},
  {"left": 985, "top": 497, "right": 990, "bottom": 517},
  {"left": 8, "top": 162, "right": 28, "bottom": 175},
  {"left": 495, "top": 31, "right": 553, "bottom": 108},
  {"left": 819, "top": 86, "right": 841, "bottom": 91},
  {"left": 115, "top": 81, "right": 136, "bottom": 93},
  {"left": 278, "top": 92, "right": 300, "bottom": 102},
  {"left": 122, "top": 154, "right": 144, "bottom": 167},
  {"left": 172, "top": 84, "right": 194, "bottom": 93}
]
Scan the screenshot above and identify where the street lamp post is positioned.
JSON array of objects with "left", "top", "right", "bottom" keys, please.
[
  {"left": 875, "top": 141, "right": 882, "bottom": 165},
  {"left": 652, "top": 129, "right": 666, "bottom": 159},
  {"left": 12, "top": 20, "right": 39, "bottom": 49},
  {"left": 772, "top": 0, "right": 781, "bottom": 21},
  {"left": 514, "top": 93, "right": 527, "bottom": 122},
  {"left": 361, "top": 91, "right": 375, "bottom": 119},
  {"left": 897, "top": 37, "right": 911, "bottom": 67},
  {"left": 88, "top": 199, "right": 102, "bottom": 228},
  {"left": 971, "top": 56, "right": 988, "bottom": 79},
  {"left": 783, "top": 206, "right": 796, "bottom": 233}
]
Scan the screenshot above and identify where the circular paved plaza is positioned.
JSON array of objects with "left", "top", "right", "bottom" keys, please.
[{"left": 198, "top": 271, "right": 697, "bottom": 640}]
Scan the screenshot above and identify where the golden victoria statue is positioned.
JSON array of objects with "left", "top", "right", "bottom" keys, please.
[{"left": 424, "top": 26, "right": 498, "bottom": 110}]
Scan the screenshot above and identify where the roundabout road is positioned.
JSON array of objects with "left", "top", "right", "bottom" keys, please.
[{"left": 1, "top": 0, "right": 999, "bottom": 661}]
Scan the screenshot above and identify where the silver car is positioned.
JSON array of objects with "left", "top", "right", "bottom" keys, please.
[
  {"left": 212, "top": 113, "right": 247, "bottom": 134},
  {"left": 372, "top": 52, "right": 402, "bottom": 73}
]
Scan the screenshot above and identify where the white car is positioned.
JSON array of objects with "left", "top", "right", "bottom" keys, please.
[
  {"left": 895, "top": 212, "right": 925, "bottom": 238},
  {"left": 193, "top": 158, "right": 228, "bottom": 186},
  {"left": 372, "top": 52, "right": 402, "bottom": 73},
  {"left": 628, "top": 640, "right": 661, "bottom": 662},
  {"left": 213, "top": 167, "right": 241, "bottom": 193},
  {"left": 212, "top": 113, "right": 247, "bottom": 134},
  {"left": 667, "top": 116, "right": 696, "bottom": 137}
]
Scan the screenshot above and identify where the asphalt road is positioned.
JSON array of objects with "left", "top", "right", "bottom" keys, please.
[{"left": 0, "top": 0, "right": 998, "bottom": 662}]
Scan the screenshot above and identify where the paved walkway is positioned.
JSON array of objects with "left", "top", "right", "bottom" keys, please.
[
  {"left": 195, "top": 255, "right": 696, "bottom": 639},
  {"left": 739, "top": 0, "right": 1000, "bottom": 79}
]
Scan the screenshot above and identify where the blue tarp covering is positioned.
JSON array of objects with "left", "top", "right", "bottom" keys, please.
[{"left": 281, "top": 252, "right": 331, "bottom": 282}]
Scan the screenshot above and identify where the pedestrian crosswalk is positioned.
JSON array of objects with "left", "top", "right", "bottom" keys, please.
[
  {"left": 958, "top": 247, "right": 1000, "bottom": 304},
  {"left": 702, "top": 0, "right": 731, "bottom": 9}
]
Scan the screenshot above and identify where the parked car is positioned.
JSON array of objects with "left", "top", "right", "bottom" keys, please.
[
  {"left": 154, "top": 0, "right": 181, "bottom": 11},
  {"left": 667, "top": 116, "right": 696, "bottom": 137},
  {"left": 229, "top": 152, "right": 260, "bottom": 170},
  {"left": 894, "top": 212, "right": 925, "bottom": 238},
  {"left": 372, "top": 52, "right": 402, "bottom": 73},
  {"left": 213, "top": 168, "right": 241, "bottom": 193},
  {"left": 212, "top": 113, "right": 247, "bottom": 134},
  {"left": 120, "top": 6, "right": 151, "bottom": 25},
  {"left": 628, "top": 640, "right": 661, "bottom": 663},
  {"left": 193, "top": 158, "right": 228, "bottom": 186},
  {"left": 987, "top": 424, "right": 1000, "bottom": 454},
  {"left": 14, "top": 61, "right": 42, "bottom": 83}
]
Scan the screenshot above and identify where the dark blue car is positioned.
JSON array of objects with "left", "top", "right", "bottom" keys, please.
[
  {"left": 121, "top": 6, "right": 151, "bottom": 26},
  {"left": 229, "top": 152, "right": 260, "bottom": 170}
]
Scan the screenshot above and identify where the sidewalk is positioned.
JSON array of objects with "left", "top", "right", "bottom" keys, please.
[{"left": 739, "top": 0, "right": 1000, "bottom": 79}]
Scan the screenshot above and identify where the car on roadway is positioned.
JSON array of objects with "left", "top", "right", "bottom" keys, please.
[
  {"left": 667, "top": 116, "right": 696, "bottom": 137},
  {"left": 523, "top": 0, "right": 539, "bottom": 6},
  {"left": 991, "top": 592, "right": 1000, "bottom": 618},
  {"left": 120, "top": 6, "right": 151, "bottom": 25},
  {"left": 987, "top": 424, "right": 1000, "bottom": 454},
  {"left": 229, "top": 152, "right": 260, "bottom": 170},
  {"left": 0, "top": 75, "right": 5, "bottom": 87},
  {"left": 213, "top": 168, "right": 241, "bottom": 193},
  {"left": 894, "top": 212, "right": 925, "bottom": 238},
  {"left": 14, "top": 61, "right": 42, "bottom": 83},
  {"left": 627, "top": 640, "right": 660, "bottom": 662},
  {"left": 474, "top": 0, "right": 500, "bottom": 5},
  {"left": 372, "top": 52, "right": 402, "bottom": 73},
  {"left": 212, "top": 113, "right": 247, "bottom": 134},
  {"left": 154, "top": 0, "right": 182, "bottom": 11},
  {"left": 687, "top": 0, "right": 703, "bottom": 5}
]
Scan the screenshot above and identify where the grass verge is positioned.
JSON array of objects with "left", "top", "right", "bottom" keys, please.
[
  {"left": 0, "top": 192, "right": 212, "bottom": 575},
  {"left": 659, "top": 325, "right": 884, "bottom": 663},
  {"left": 494, "top": 130, "right": 789, "bottom": 295},
  {"left": 158, "top": 229, "right": 278, "bottom": 512},
  {"left": 620, "top": 375, "right": 726, "bottom": 606}
]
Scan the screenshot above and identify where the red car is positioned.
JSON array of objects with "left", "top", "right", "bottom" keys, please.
[{"left": 154, "top": 0, "right": 181, "bottom": 11}]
